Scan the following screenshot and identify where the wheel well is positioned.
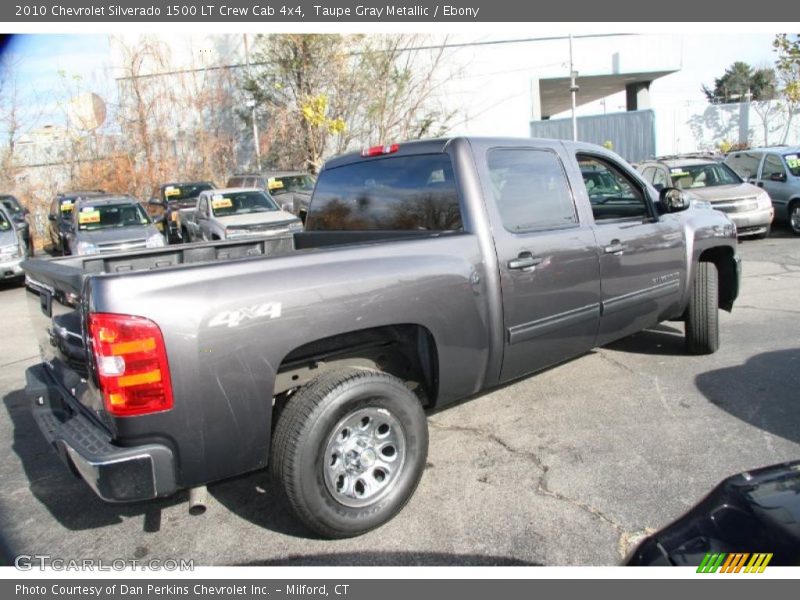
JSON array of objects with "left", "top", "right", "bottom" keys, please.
[
  {"left": 698, "top": 246, "right": 737, "bottom": 312},
  {"left": 788, "top": 197, "right": 800, "bottom": 217},
  {"left": 274, "top": 324, "right": 439, "bottom": 407}
]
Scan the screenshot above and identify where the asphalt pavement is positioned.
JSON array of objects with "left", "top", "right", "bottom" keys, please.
[{"left": 0, "top": 227, "right": 798, "bottom": 566}]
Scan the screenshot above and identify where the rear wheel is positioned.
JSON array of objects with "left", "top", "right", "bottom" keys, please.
[
  {"left": 271, "top": 367, "right": 428, "bottom": 538},
  {"left": 685, "top": 261, "right": 719, "bottom": 355}
]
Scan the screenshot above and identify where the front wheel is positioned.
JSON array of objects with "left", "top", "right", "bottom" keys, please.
[
  {"left": 685, "top": 262, "right": 719, "bottom": 355},
  {"left": 790, "top": 202, "right": 800, "bottom": 235},
  {"left": 271, "top": 368, "right": 428, "bottom": 538}
]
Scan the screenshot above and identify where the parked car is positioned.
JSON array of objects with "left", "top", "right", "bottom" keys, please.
[
  {"left": 182, "top": 187, "right": 303, "bottom": 242},
  {"left": 0, "top": 204, "right": 26, "bottom": 283},
  {"left": 226, "top": 171, "right": 316, "bottom": 222},
  {"left": 65, "top": 195, "right": 166, "bottom": 256},
  {"left": 724, "top": 146, "right": 800, "bottom": 234},
  {"left": 0, "top": 194, "right": 34, "bottom": 255},
  {"left": 23, "top": 137, "right": 740, "bottom": 539},
  {"left": 148, "top": 181, "right": 215, "bottom": 244},
  {"left": 47, "top": 190, "right": 107, "bottom": 254},
  {"left": 638, "top": 156, "right": 773, "bottom": 238}
]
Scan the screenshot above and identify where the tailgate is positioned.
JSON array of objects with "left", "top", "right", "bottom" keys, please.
[{"left": 23, "top": 257, "right": 108, "bottom": 424}]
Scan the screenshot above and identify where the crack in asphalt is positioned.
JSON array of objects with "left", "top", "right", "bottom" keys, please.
[
  {"left": 428, "top": 419, "right": 640, "bottom": 558},
  {"left": 735, "top": 305, "right": 800, "bottom": 315}
]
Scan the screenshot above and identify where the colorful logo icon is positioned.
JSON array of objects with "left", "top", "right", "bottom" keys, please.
[{"left": 696, "top": 553, "right": 773, "bottom": 573}]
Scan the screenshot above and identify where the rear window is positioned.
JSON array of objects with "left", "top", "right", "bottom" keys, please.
[{"left": 307, "top": 154, "right": 463, "bottom": 231}]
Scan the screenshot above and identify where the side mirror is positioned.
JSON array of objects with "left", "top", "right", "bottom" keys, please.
[
  {"left": 653, "top": 183, "right": 664, "bottom": 192},
  {"left": 659, "top": 187, "right": 690, "bottom": 213},
  {"left": 770, "top": 172, "right": 787, "bottom": 182}
]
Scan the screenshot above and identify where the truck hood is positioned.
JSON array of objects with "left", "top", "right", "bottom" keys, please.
[
  {"left": 76, "top": 225, "right": 159, "bottom": 245},
  {"left": 216, "top": 211, "right": 300, "bottom": 228},
  {"left": 684, "top": 183, "right": 761, "bottom": 202}
]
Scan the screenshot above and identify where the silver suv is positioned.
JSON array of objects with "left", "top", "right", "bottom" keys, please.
[
  {"left": 639, "top": 156, "right": 773, "bottom": 238},
  {"left": 724, "top": 147, "right": 800, "bottom": 235}
]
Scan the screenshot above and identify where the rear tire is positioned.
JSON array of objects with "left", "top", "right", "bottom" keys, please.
[
  {"left": 685, "top": 262, "right": 719, "bottom": 355},
  {"left": 271, "top": 367, "right": 428, "bottom": 538}
]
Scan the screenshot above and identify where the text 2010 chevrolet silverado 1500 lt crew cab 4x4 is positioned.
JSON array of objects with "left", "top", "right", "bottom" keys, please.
[{"left": 23, "top": 138, "right": 740, "bottom": 538}]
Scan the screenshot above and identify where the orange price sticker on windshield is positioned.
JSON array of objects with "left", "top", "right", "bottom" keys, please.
[
  {"left": 268, "top": 178, "right": 284, "bottom": 190},
  {"left": 211, "top": 197, "right": 233, "bottom": 210},
  {"left": 164, "top": 186, "right": 180, "bottom": 197},
  {"left": 78, "top": 210, "right": 100, "bottom": 224},
  {"left": 60, "top": 201, "right": 74, "bottom": 212}
]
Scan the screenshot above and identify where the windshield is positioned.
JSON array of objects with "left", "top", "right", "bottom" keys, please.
[
  {"left": 77, "top": 203, "right": 151, "bottom": 231},
  {"left": 162, "top": 183, "right": 214, "bottom": 202},
  {"left": 209, "top": 191, "right": 279, "bottom": 217},
  {"left": 670, "top": 163, "right": 742, "bottom": 189},
  {"left": 784, "top": 153, "right": 800, "bottom": 177},
  {"left": 268, "top": 174, "right": 315, "bottom": 195},
  {"left": 0, "top": 196, "right": 23, "bottom": 216}
]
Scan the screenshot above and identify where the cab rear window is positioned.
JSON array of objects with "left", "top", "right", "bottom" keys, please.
[{"left": 307, "top": 154, "right": 463, "bottom": 231}]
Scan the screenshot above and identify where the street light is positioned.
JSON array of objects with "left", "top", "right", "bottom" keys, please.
[{"left": 569, "top": 34, "right": 578, "bottom": 141}]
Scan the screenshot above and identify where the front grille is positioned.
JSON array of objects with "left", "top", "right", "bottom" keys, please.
[
  {"left": 96, "top": 240, "right": 147, "bottom": 253},
  {"left": 713, "top": 197, "right": 759, "bottom": 214}
]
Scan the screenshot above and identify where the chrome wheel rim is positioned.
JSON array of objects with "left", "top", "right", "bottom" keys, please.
[
  {"left": 323, "top": 406, "right": 406, "bottom": 508},
  {"left": 791, "top": 206, "right": 800, "bottom": 233}
]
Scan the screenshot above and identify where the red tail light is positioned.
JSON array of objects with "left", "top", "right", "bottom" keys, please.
[
  {"left": 361, "top": 143, "right": 400, "bottom": 157},
  {"left": 88, "top": 313, "right": 174, "bottom": 417}
]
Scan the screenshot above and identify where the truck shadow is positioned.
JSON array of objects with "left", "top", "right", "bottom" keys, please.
[
  {"left": 695, "top": 348, "right": 800, "bottom": 445},
  {"left": 603, "top": 324, "right": 686, "bottom": 356},
  {"left": 1, "top": 389, "right": 183, "bottom": 533}
]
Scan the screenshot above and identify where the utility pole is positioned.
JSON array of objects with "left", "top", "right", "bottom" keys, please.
[
  {"left": 243, "top": 33, "right": 261, "bottom": 171},
  {"left": 569, "top": 33, "right": 579, "bottom": 142}
]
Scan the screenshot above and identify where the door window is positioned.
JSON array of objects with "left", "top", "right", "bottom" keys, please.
[
  {"left": 762, "top": 154, "right": 787, "bottom": 180},
  {"left": 487, "top": 148, "right": 577, "bottom": 233},
  {"left": 725, "top": 152, "right": 762, "bottom": 180},
  {"left": 577, "top": 155, "right": 649, "bottom": 221}
]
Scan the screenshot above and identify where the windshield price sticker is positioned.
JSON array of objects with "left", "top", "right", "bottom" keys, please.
[
  {"left": 268, "top": 177, "right": 284, "bottom": 190},
  {"left": 78, "top": 210, "right": 100, "bottom": 224},
  {"left": 785, "top": 155, "right": 800, "bottom": 169},
  {"left": 211, "top": 197, "right": 233, "bottom": 210},
  {"left": 670, "top": 169, "right": 690, "bottom": 177},
  {"left": 164, "top": 186, "right": 180, "bottom": 197},
  {"left": 60, "top": 200, "right": 74, "bottom": 211}
]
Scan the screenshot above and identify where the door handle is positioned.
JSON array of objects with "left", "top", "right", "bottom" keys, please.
[
  {"left": 603, "top": 240, "right": 627, "bottom": 255},
  {"left": 508, "top": 253, "right": 543, "bottom": 270}
]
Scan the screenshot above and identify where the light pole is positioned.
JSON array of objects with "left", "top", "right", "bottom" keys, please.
[
  {"left": 569, "top": 34, "right": 579, "bottom": 141},
  {"left": 244, "top": 34, "right": 261, "bottom": 171}
]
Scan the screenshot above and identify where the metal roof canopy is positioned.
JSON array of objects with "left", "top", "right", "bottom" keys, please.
[{"left": 537, "top": 70, "right": 678, "bottom": 118}]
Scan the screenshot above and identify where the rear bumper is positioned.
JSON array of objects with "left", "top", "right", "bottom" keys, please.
[{"left": 26, "top": 364, "right": 177, "bottom": 503}]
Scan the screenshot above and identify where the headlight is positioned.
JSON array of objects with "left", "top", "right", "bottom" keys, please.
[
  {"left": 288, "top": 220, "right": 304, "bottom": 232},
  {"left": 146, "top": 232, "right": 166, "bottom": 248},
  {"left": 76, "top": 240, "right": 99, "bottom": 255},
  {"left": 757, "top": 191, "right": 772, "bottom": 209}
]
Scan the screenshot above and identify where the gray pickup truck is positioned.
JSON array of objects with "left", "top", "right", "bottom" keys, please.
[{"left": 22, "top": 137, "right": 740, "bottom": 539}]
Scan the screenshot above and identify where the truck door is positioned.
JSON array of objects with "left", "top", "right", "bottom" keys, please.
[
  {"left": 575, "top": 153, "right": 686, "bottom": 346},
  {"left": 485, "top": 146, "right": 602, "bottom": 383}
]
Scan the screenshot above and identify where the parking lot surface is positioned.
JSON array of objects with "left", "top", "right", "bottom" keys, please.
[{"left": 1, "top": 229, "right": 798, "bottom": 566}]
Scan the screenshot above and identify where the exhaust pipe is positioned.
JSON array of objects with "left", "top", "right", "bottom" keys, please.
[{"left": 188, "top": 486, "right": 207, "bottom": 515}]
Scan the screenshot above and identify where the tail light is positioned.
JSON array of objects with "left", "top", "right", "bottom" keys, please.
[
  {"left": 361, "top": 144, "right": 399, "bottom": 158},
  {"left": 88, "top": 313, "right": 174, "bottom": 417}
]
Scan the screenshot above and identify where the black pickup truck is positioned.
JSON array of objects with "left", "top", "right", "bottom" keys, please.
[{"left": 23, "top": 137, "right": 740, "bottom": 538}]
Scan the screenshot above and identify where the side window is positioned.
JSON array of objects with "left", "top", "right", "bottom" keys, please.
[
  {"left": 198, "top": 197, "right": 208, "bottom": 217},
  {"left": 726, "top": 152, "right": 761, "bottom": 180},
  {"left": 577, "top": 154, "right": 649, "bottom": 221},
  {"left": 640, "top": 167, "right": 655, "bottom": 184},
  {"left": 487, "top": 148, "right": 577, "bottom": 233},
  {"left": 652, "top": 168, "right": 668, "bottom": 190},
  {"left": 762, "top": 154, "right": 786, "bottom": 180}
]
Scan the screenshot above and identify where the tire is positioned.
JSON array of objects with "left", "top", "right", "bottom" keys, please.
[
  {"left": 271, "top": 367, "right": 428, "bottom": 538},
  {"left": 790, "top": 202, "right": 800, "bottom": 236},
  {"left": 685, "top": 261, "right": 719, "bottom": 355}
]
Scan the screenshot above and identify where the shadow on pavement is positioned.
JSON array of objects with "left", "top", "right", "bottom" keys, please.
[
  {"left": 1, "top": 389, "right": 183, "bottom": 533},
  {"left": 695, "top": 348, "right": 800, "bottom": 445},
  {"left": 238, "top": 551, "right": 540, "bottom": 566},
  {"left": 604, "top": 323, "right": 686, "bottom": 356}
]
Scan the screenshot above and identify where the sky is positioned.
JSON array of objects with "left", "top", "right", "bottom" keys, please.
[{"left": 0, "top": 32, "right": 784, "bottom": 140}]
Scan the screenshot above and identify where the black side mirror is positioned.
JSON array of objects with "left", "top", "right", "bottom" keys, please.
[
  {"left": 770, "top": 172, "right": 787, "bottom": 182},
  {"left": 659, "top": 187, "right": 690, "bottom": 213}
]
